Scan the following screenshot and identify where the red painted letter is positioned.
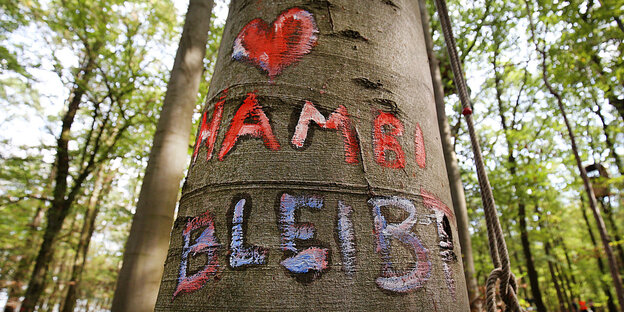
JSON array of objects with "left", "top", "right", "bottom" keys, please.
[
  {"left": 414, "top": 123, "right": 426, "bottom": 169},
  {"left": 291, "top": 101, "right": 359, "bottom": 164},
  {"left": 373, "top": 111, "right": 405, "bottom": 169},
  {"left": 192, "top": 92, "right": 228, "bottom": 164},
  {"left": 218, "top": 92, "right": 280, "bottom": 160}
]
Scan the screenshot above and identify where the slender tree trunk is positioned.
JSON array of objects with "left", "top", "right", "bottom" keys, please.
[
  {"left": 418, "top": 0, "right": 480, "bottom": 309},
  {"left": 155, "top": 0, "right": 470, "bottom": 310},
  {"left": 581, "top": 201, "right": 618, "bottom": 312},
  {"left": 519, "top": 202, "right": 547, "bottom": 312},
  {"left": 20, "top": 56, "right": 96, "bottom": 312},
  {"left": 492, "top": 48, "right": 546, "bottom": 312},
  {"left": 593, "top": 104, "right": 624, "bottom": 176},
  {"left": 555, "top": 261, "right": 573, "bottom": 311},
  {"left": 545, "top": 241, "right": 566, "bottom": 312},
  {"left": 600, "top": 198, "right": 624, "bottom": 270},
  {"left": 556, "top": 239, "right": 578, "bottom": 303},
  {"left": 503, "top": 215, "right": 527, "bottom": 302},
  {"left": 525, "top": 2, "right": 624, "bottom": 308},
  {"left": 44, "top": 243, "right": 73, "bottom": 312},
  {"left": 556, "top": 236, "right": 577, "bottom": 285},
  {"left": 61, "top": 171, "right": 113, "bottom": 312},
  {"left": 511, "top": 245, "right": 528, "bottom": 300},
  {"left": 547, "top": 79, "right": 624, "bottom": 311},
  {"left": 112, "top": 1, "right": 215, "bottom": 310},
  {"left": 4, "top": 204, "right": 46, "bottom": 312}
]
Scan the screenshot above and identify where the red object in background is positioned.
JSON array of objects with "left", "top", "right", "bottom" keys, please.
[{"left": 579, "top": 300, "right": 588, "bottom": 311}]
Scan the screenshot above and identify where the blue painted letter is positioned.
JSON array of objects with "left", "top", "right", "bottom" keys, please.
[
  {"left": 278, "top": 193, "right": 328, "bottom": 274},
  {"left": 370, "top": 196, "right": 431, "bottom": 293},
  {"left": 230, "top": 198, "right": 269, "bottom": 268}
]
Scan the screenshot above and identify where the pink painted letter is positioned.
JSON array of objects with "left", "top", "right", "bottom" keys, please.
[{"left": 292, "top": 101, "right": 359, "bottom": 164}]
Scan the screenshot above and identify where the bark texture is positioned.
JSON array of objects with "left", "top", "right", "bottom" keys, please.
[
  {"left": 111, "top": 0, "right": 215, "bottom": 311},
  {"left": 155, "top": 0, "right": 469, "bottom": 310},
  {"left": 418, "top": 0, "right": 480, "bottom": 309}
]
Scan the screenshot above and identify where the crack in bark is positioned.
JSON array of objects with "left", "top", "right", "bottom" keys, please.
[
  {"left": 382, "top": 0, "right": 400, "bottom": 9},
  {"left": 354, "top": 126, "right": 374, "bottom": 197},
  {"left": 332, "top": 29, "right": 369, "bottom": 42},
  {"left": 325, "top": 1, "right": 334, "bottom": 31}
]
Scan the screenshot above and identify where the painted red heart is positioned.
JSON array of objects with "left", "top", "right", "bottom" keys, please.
[{"left": 232, "top": 7, "right": 319, "bottom": 79}]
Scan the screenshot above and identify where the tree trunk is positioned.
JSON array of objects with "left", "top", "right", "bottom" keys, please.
[
  {"left": 517, "top": 202, "right": 547, "bottom": 312},
  {"left": 593, "top": 103, "right": 624, "bottom": 177},
  {"left": 418, "top": 0, "right": 480, "bottom": 309},
  {"left": 20, "top": 56, "right": 96, "bottom": 312},
  {"left": 545, "top": 241, "right": 566, "bottom": 312},
  {"left": 525, "top": 2, "right": 624, "bottom": 308},
  {"left": 600, "top": 198, "right": 624, "bottom": 271},
  {"left": 155, "top": 0, "right": 470, "bottom": 310},
  {"left": 4, "top": 204, "right": 46, "bottom": 312},
  {"left": 111, "top": 0, "right": 215, "bottom": 310},
  {"left": 581, "top": 200, "right": 618, "bottom": 312},
  {"left": 43, "top": 242, "right": 73, "bottom": 312},
  {"left": 555, "top": 236, "right": 577, "bottom": 286},
  {"left": 491, "top": 45, "right": 546, "bottom": 312},
  {"left": 548, "top": 80, "right": 624, "bottom": 312},
  {"left": 555, "top": 261, "right": 573, "bottom": 311},
  {"left": 61, "top": 171, "right": 113, "bottom": 312}
]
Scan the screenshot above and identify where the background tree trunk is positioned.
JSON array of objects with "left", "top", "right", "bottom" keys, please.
[
  {"left": 155, "top": 0, "right": 469, "bottom": 310},
  {"left": 20, "top": 56, "right": 96, "bottom": 312},
  {"left": 418, "top": 0, "right": 480, "bottom": 309},
  {"left": 545, "top": 240, "right": 566, "bottom": 311},
  {"left": 3, "top": 205, "right": 45, "bottom": 312},
  {"left": 519, "top": 202, "right": 547, "bottom": 312},
  {"left": 525, "top": 1, "right": 624, "bottom": 307},
  {"left": 581, "top": 202, "right": 618, "bottom": 312},
  {"left": 61, "top": 170, "right": 113, "bottom": 312},
  {"left": 111, "top": 0, "right": 215, "bottom": 310}
]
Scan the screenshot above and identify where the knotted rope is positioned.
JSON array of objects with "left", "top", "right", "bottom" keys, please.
[{"left": 431, "top": 0, "right": 522, "bottom": 310}]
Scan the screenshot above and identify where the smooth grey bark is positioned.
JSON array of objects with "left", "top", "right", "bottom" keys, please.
[
  {"left": 155, "top": 0, "right": 470, "bottom": 310},
  {"left": 418, "top": 0, "right": 480, "bottom": 309},
  {"left": 111, "top": 0, "right": 215, "bottom": 310}
]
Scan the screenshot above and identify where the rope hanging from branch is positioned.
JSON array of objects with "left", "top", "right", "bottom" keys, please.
[{"left": 431, "top": 0, "right": 522, "bottom": 310}]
